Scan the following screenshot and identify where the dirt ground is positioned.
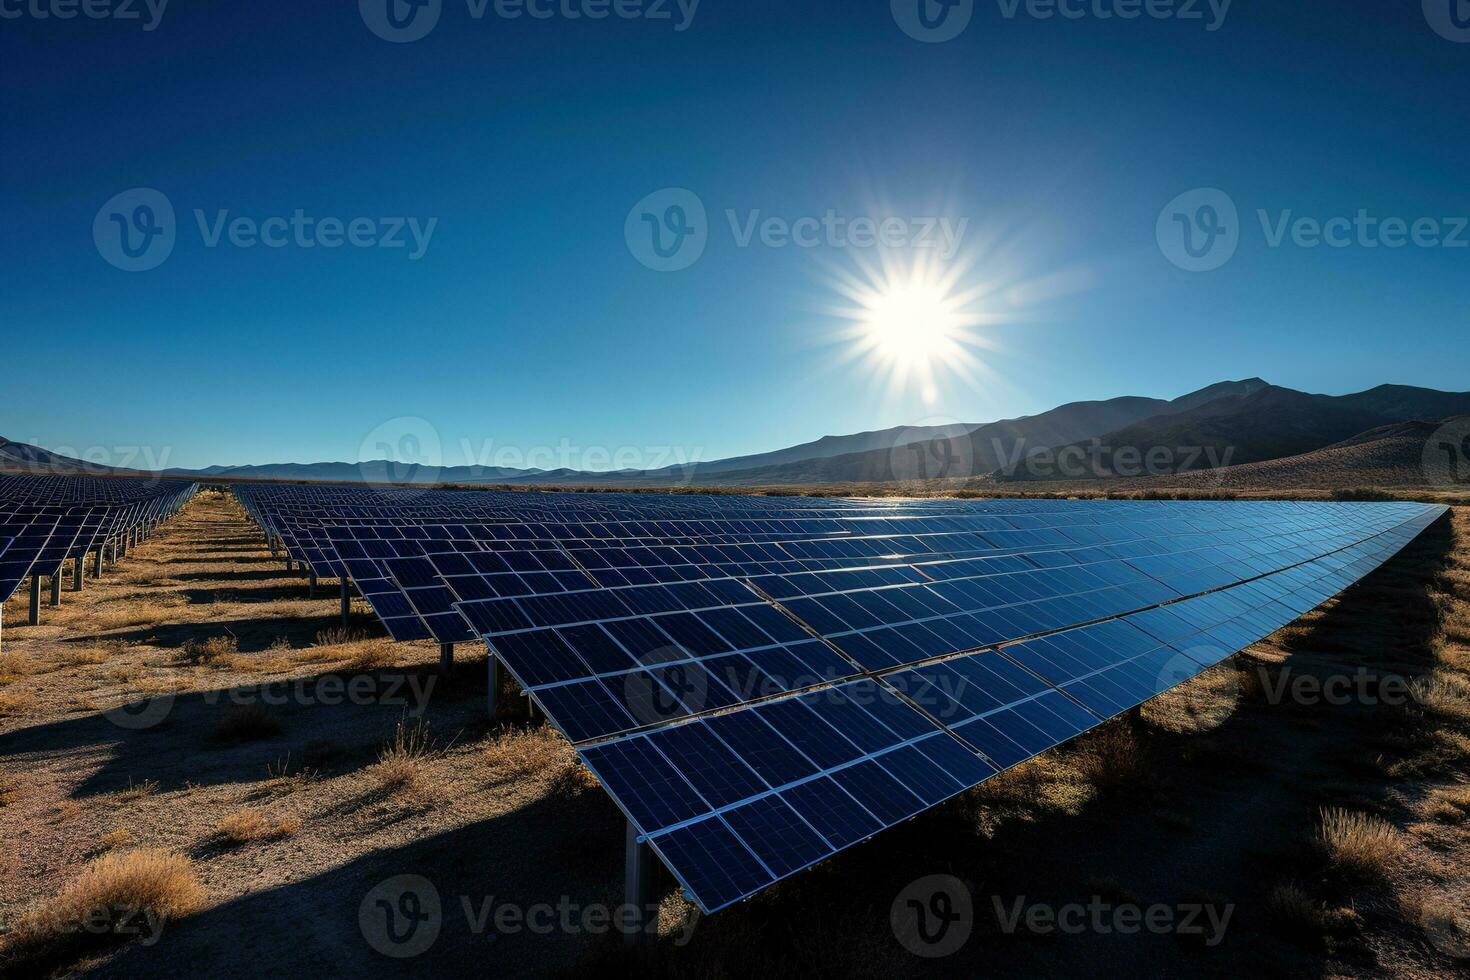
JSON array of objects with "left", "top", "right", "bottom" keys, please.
[{"left": 1, "top": 492, "right": 1467, "bottom": 978}]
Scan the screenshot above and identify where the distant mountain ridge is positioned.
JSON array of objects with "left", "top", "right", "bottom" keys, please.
[
  {"left": 4, "top": 378, "right": 1465, "bottom": 489},
  {"left": 994, "top": 383, "right": 1470, "bottom": 481}
]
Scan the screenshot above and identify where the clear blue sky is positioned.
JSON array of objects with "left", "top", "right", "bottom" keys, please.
[{"left": 3, "top": 2, "right": 1467, "bottom": 470}]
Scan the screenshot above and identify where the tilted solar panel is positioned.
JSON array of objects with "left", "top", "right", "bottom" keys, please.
[{"left": 231, "top": 484, "right": 1445, "bottom": 913}]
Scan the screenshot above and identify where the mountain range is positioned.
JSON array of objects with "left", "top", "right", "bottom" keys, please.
[{"left": 3, "top": 378, "right": 1466, "bottom": 489}]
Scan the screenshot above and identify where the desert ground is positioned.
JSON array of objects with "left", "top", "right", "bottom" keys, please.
[{"left": 1, "top": 489, "right": 1468, "bottom": 978}]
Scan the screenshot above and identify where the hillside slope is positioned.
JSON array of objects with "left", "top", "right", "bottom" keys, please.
[{"left": 998, "top": 384, "right": 1470, "bottom": 481}]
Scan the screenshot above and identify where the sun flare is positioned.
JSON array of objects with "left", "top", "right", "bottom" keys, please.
[
  {"left": 825, "top": 254, "right": 995, "bottom": 406},
  {"left": 862, "top": 282, "right": 963, "bottom": 372}
]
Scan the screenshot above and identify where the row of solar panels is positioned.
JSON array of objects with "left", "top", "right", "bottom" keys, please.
[
  {"left": 0, "top": 477, "right": 199, "bottom": 603},
  {"left": 234, "top": 484, "right": 1444, "bottom": 912}
]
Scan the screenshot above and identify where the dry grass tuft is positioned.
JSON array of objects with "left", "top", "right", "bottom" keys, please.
[
  {"left": 0, "top": 688, "right": 36, "bottom": 717},
  {"left": 1425, "top": 783, "right": 1470, "bottom": 823},
  {"left": 116, "top": 778, "right": 159, "bottom": 802},
  {"left": 1265, "top": 881, "right": 1361, "bottom": 943},
  {"left": 965, "top": 754, "right": 1096, "bottom": 829},
  {"left": 481, "top": 725, "right": 576, "bottom": 782},
  {"left": 1316, "top": 807, "right": 1406, "bottom": 881},
  {"left": 314, "top": 627, "right": 368, "bottom": 648},
  {"left": 259, "top": 756, "right": 316, "bottom": 795},
  {"left": 4, "top": 849, "right": 205, "bottom": 965},
  {"left": 1143, "top": 663, "right": 1244, "bottom": 734},
  {"left": 65, "top": 642, "right": 123, "bottom": 667},
  {"left": 212, "top": 704, "right": 283, "bottom": 741},
  {"left": 97, "top": 828, "right": 134, "bottom": 852},
  {"left": 1070, "top": 722, "right": 1146, "bottom": 791},
  {"left": 214, "top": 809, "right": 298, "bottom": 845},
  {"left": 1412, "top": 672, "right": 1470, "bottom": 723},
  {"left": 371, "top": 718, "right": 436, "bottom": 796},
  {"left": 343, "top": 640, "right": 396, "bottom": 671},
  {"left": 0, "top": 770, "right": 19, "bottom": 808},
  {"left": 178, "top": 634, "right": 239, "bottom": 666}
]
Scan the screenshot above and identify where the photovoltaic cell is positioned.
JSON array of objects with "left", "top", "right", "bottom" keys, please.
[{"left": 229, "top": 483, "right": 1446, "bottom": 915}]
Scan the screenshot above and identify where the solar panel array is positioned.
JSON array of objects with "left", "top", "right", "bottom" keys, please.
[
  {"left": 0, "top": 475, "right": 198, "bottom": 604},
  {"left": 233, "top": 483, "right": 1445, "bottom": 912}
]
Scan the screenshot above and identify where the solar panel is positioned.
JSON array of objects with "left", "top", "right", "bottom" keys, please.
[{"left": 230, "top": 484, "right": 1445, "bottom": 914}]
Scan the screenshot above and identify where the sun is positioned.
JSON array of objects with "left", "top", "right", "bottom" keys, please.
[
  {"left": 862, "top": 282, "right": 963, "bottom": 373},
  {"left": 825, "top": 254, "right": 994, "bottom": 406}
]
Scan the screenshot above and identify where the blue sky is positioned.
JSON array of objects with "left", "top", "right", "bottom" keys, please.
[{"left": 3, "top": 2, "right": 1467, "bottom": 470}]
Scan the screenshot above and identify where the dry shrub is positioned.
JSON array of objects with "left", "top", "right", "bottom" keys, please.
[
  {"left": 482, "top": 725, "right": 576, "bottom": 782},
  {"left": 1317, "top": 807, "right": 1406, "bottom": 881},
  {"left": 66, "top": 642, "right": 124, "bottom": 667},
  {"left": 1413, "top": 673, "right": 1470, "bottom": 723},
  {"left": 314, "top": 627, "right": 368, "bottom": 647},
  {"left": 1070, "top": 722, "right": 1145, "bottom": 790},
  {"left": 371, "top": 718, "right": 436, "bottom": 795},
  {"left": 117, "top": 778, "right": 159, "bottom": 802},
  {"left": 260, "top": 756, "right": 316, "bottom": 795},
  {"left": 214, "top": 809, "right": 298, "bottom": 845},
  {"left": 0, "top": 653, "right": 43, "bottom": 684},
  {"left": 0, "top": 689, "right": 35, "bottom": 717},
  {"left": 964, "top": 753, "right": 1095, "bottom": 829},
  {"left": 97, "top": 828, "right": 134, "bottom": 851},
  {"left": 213, "top": 703, "right": 283, "bottom": 741},
  {"left": 1426, "top": 783, "right": 1470, "bottom": 823},
  {"left": 179, "top": 634, "right": 238, "bottom": 666},
  {"left": 4, "top": 849, "right": 205, "bottom": 966},
  {"left": 344, "top": 640, "right": 396, "bottom": 671},
  {"left": 1148, "top": 665, "right": 1250, "bottom": 733},
  {"left": 1265, "top": 881, "right": 1360, "bottom": 944},
  {"left": 0, "top": 770, "right": 19, "bottom": 808}
]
